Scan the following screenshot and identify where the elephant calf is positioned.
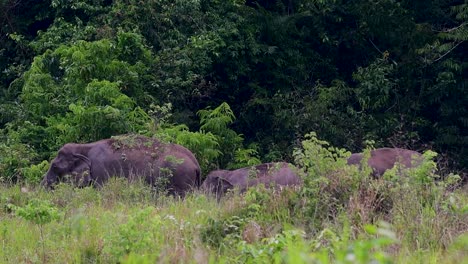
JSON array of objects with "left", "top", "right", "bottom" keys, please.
[
  {"left": 201, "top": 162, "right": 302, "bottom": 197},
  {"left": 41, "top": 134, "right": 201, "bottom": 196},
  {"left": 347, "top": 147, "right": 423, "bottom": 177}
]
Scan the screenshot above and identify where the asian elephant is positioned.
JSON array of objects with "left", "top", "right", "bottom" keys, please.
[
  {"left": 40, "top": 134, "right": 201, "bottom": 196},
  {"left": 347, "top": 148, "right": 423, "bottom": 177},
  {"left": 201, "top": 162, "right": 302, "bottom": 197}
]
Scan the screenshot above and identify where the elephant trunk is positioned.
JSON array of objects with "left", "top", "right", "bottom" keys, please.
[{"left": 41, "top": 169, "right": 57, "bottom": 189}]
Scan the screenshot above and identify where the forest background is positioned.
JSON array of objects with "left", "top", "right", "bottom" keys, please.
[
  {"left": 1, "top": 1, "right": 468, "bottom": 263},
  {"left": 0, "top": 0, "right": 467, "bottom": 181}
]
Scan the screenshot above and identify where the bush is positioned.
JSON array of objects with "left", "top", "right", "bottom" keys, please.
[
  {"left": 13, "top": 198, "right": 62, "bottom": 263},
  {"left": 293, "top": 132, "right": 466, "bottom": 246},
  {"left": 150, "top": 102, "right": 260, "bottom": 174},
  {"left": 22, "top": 160, "right": 49, "bottom": 184},
  {"left": 293, "top": 132, "right": 364, "bottom": 225},
  {"left": 104, "top": 206, "right": 162, "bottom": 262},
  {"left": 234, "top": 222, "right": 397, "bottom": 264},
  {"left": 0, "top": 131, "right": 38, "bottom": 183},
  {"left": 2, "top": 32, "right": 155, "bottom": 181}
]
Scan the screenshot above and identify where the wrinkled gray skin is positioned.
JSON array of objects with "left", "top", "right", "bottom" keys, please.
[
  {"left": 201, "top": 162, "right": 301, "bottom": 198},
  {"left": 347, "top": 148, "right": 423, "bottom": 177},
  {"left": 41, "top": 135, "right": 201, "bottom": 196}
]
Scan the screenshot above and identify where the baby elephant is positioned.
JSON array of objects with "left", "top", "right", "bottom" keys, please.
[
  {"left": 347, "top": 147, "right": 423, "bottom": 177},
  {"left": 201, "top": 162, "right": 302, "bottom": 197}
]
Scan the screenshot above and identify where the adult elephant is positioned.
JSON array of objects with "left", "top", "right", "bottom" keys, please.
[
  {"left": 347, "top": 148, "right": 423, "bottom": 177},
  {"left": 41, "top": 134, "right": 201, "bottom": 195},
  {"left": 201, "top": 162, "right": 301, "bottom": 197}
]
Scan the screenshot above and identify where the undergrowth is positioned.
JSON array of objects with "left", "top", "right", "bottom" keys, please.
[{"left": 0, "top": 134, "right": 467, "bottom": 263}]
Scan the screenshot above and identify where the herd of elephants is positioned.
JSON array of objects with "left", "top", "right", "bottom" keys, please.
[{"left": 40, "top": 135, "right": 424, "bottom": 197}]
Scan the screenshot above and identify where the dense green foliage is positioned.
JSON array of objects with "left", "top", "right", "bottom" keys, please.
[
  {"left": 1, "top": 2, "right": 466, "bottom": 261},
  {"left": 1, "top": 0, "right": 467, "bottom": 181}
]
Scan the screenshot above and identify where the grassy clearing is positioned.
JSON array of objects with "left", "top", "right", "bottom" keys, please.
[
  {"left": 1, "top": 176, "right": 466, "bottom": 263},
  {"left": 1, "top": 135, "right": 467, "bottom": 263},
  {"left": 1, "top": 181, "right": 219, "bottom": 263}
]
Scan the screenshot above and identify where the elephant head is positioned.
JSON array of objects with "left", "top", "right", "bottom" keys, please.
[
  {"left": 201, "top": 170, "right": 235, "bottom": 198},
  {"left": 41, "top": 144, "right": 92, "bottom": 188},
  {"left": 202, "top": 162, "right": 302, "bottom": 199}
]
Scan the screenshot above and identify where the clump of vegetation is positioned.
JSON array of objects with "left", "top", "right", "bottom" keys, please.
[
  {"left": 11, "top": 199, "right": 62, "bottom": 263},
  {"left": 110, "top": 134, "right": 150, "bottom": 150},
  {"left": 104, "top": 206, "right": 163, "bottom": 262},
  {"left": 151, "top": 102, "right": 260, "bottom": 173},
  {"left": 22, "top": 160, "right": 49, "bottom": 184}
]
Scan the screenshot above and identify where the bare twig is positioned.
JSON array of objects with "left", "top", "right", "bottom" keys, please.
[
  {"left": 432, "top": 22, "right": 467, "bottom": 33},
  {"left": 432, "top": 40, "right": 464, "bottom": 63},
  {"left": 368, "top": 38, "right": 398, "bottom": 65}
]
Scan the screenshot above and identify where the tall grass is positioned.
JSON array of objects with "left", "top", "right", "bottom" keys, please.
[{"left": 1, "top": 135, "right": 467, "bottom": 263}]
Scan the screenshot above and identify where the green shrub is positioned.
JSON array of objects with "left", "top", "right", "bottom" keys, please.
[
  {"left": 293, "top": 132, "right": 363, "bottom": 225},
  {"left": 197, "top": 102, "right": 261, "bottom": 170},
  {"left": 201, "top": 215, "right": 248, "bottom": 248},
  {"left": 386, "top": 153, "right": 465, "bottom": 252},
  {"left": 151, "top": 102, "right": 260, "bottom": 174},
  {"left": 13, "top": 198, "right": 62, "bottom": 263},
  {"left": 13, "top": 198, "right": 61, "bottom": 225},
  {"left": 201, "top": 185, "right": 300, "bottom": 250},
  {"left": 104, "top": 206, "right": 162, "bottom": 262},
  {"left": 0, "top": 132, "right": 38, "bottom": 183},
  {"left": 234, "top": 222, "right": 396, "bottom": 264},
  {"left": 22, "top": 160, "right": 49, "bottom": 184},
  {"left": 1, "top": 32, "right": 155, "bottom": 180},
  {"left": 236, "top": 229, "right": 307, "bottom": 264}
]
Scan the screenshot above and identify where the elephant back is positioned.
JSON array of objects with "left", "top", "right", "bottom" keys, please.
[{"left": 107, "top": 134, "right": 201, "bottom": 192}]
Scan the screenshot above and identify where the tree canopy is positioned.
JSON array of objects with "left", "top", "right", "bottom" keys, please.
[{"left": 1, "top": 0, "right": 467, "bottom": 181}]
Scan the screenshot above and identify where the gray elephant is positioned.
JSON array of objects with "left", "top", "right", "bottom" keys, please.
[
  {"left": 201, "top": 162, "right": 301, "bottom": 197},
  {"left": 347, "top": 147, "right": 423, "bottom": 177},
  {"left": 41, "top": 134, "right": 201, "bottom": 195}
]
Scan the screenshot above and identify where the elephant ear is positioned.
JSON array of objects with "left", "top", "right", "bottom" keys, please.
[
  {"left": 71, "top": 154, "right": 92, "bottom": 186},
  {"left": 73, "top": 154, "right": 91, "bottom": 166},
  {"left": 214, "top": 176, "right": 234, "bottom": 195}
]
